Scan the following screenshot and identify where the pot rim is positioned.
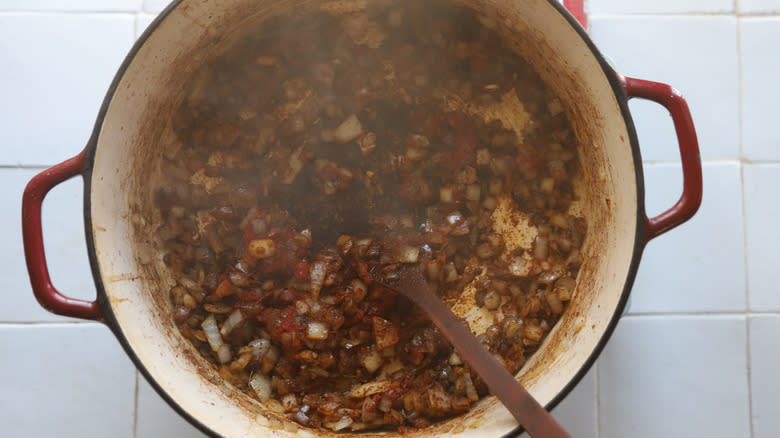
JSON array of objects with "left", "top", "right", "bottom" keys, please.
[{"left": 80, "top": 1, "right": 646, "bottom": 436}]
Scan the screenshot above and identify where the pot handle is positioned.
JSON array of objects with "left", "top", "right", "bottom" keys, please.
[
  {"left": 21, "top": 149, "right": 103, "bottom": 321},
  {"left": 622, "top": 76, "right": 703, "bottom": 243}
]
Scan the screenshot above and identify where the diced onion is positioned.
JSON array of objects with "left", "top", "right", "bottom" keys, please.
[
  {"left": 398, "top": 245, "right": 419, "bottom": 263},
  {"left": 508, "top": 257, "right": 533, "bottom": 277},
  {"left": 349, "top": 380, "right": 394, "bottom": 398},
  {"left": 406, "top": 146, "right": 427, "bottom": 162},
  {"left": 476, "top": 148, "right": 491, "bottom": 167},
  {"left": 362, "top": 350, "right": 383, "bottom": 373},
  {"left": 465, "top": 184, "right": 481, "bottom": 201},
  {"left": 440, "top": 186, "right": 454, "bottom": 203},
  {"left": 248, "top": 338, "right": 271, "bottom": 359},
  {"left": 247, "top": 239, "right": 276, "bottom": 259},
  {"left": 332, "top": 114, "right": 364, "bottom": 143},
  {"left": 358, "top": 132, "right": 377, "bottom": 155},
  {"left": 261, "top": 346, "right": 280, "bottom": 374},
  {"left": 281, "top": 145, "right": 308, "bottom": 184},
  {"left": 310, "top": 261, "right": 327, "bottom": 298},
  {"left": 540, "top": 177, "right": 555, "bottom": 194},
  {"left": 351, "top": 279, "right": 368, "bottom": 302},
  {"left": 215, "top": 279, "right": 236, "bottom": 298},
  {"left": 476, "top": 243, "right": 493, "bottom": 259},
  {"left": 443, "top": 262, "right": 458, "bottom": 283},
  {"left": 217, "top": 344, "right": 232, "bottom": 364},
  {"left": 546, "top": 291, "right": 564, "bottom": 314},
  {"left": 249, "top": 373, "right": 272, "bottom": 402},
  {"left": 324, "top": 416, "right": 354, "bottom": 432},
  {"left": 307, "top": 321, "right": 330, "bottom": 340},
  {"left": 549, "top": 213, "right": 569, "bottom": 229},
  {"left": 483, "top": 291, "right": 500, "bottom": 310},
  {"left": 229, "top": 271, "right": 249, "bottom": 287},
  {"left": 534, "top": 236, "right": 549, "bottom": 260},
  {"left": 220, "top": 309, "right": 244, "bottom": 336},
  {"left": 202, "top": 315, "right": 223, "bottom": 352},
  {"left": 524, "top": 323, "right": 544, "bottom": 342}
]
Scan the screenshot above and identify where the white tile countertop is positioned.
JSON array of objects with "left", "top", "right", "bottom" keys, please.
[{"left": 2, "top": 1, "right": 779, "bottom": 437}]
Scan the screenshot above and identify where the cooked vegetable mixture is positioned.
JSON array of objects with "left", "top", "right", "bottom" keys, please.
[{"left": 154, "top": 1, "right": 586, "bottom": 431}]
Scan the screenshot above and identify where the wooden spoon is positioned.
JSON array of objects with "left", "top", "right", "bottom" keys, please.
[{"left": 374, "top": 264, "right": 572, "bottom": 438}]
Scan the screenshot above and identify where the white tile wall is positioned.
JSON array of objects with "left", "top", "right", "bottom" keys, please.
[
  {"left": 589, "top": 0, "right": 733, "bottom": 14},
  {"left": 598, "top": 316, "right": 750, "bottom": 438},
  {"left": 749, "top": 315, "right": 780, "bottom": 438},
  {"left": 744, "top": 164, "right": 780, "bottom": 311},
  {"left": 3, "top": 1, "right": 780, "bottom": 438},
  {"left": 0, "top": 13, "right": 135, "bottom": 166},
  {"left": 550, "top": 367, "right": 598, "bottom": 438},
  {"left": 740, "top": 18, "right": 780, "bottom": 160},
  {"left": 136, "top": 374, "right": 209, "bottom": 438},
  {"left": 143, "top": 0, "right": 170, "bottom": 13},
  {"left": 630, "top": 163, "right": 745, "bottom": 313},
  {"left": 0, "top": 0, "right": 141, "bottom": 12},
  {"left": 135, "top": 13, "right": 157, "bottom": 37},
  {"left": 589, "top": 16, "right": 740, "bottom": 161},
  {"left": 739, "top": 0, "right": 780, "bottom": 14},
  {"left": 0, "top": 324, "right": 136, "bottom": 437}
]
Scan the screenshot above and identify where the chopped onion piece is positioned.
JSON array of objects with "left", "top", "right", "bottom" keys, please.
[
  {"left": 261, "top": 346, "right": 280, "bottom": 375},
  {"left": 546, "top": 291, "right": 564, "bottom": 314},
  {"left": 362, "top": 350, "right": 383, "bottom": 373},
  {"left": 220, "top": 309, "right": 244, "bottom": 336},
  {"left": 217, "top": 344, "right": 232, "bottom": 364},
  {"left": 440, "top": 186, "right": 455, "bottom": 203},
  {"left": 351, "top": 279, "right": 368, "bottom": 302},
  {"left": 349, "top": 380, "right": 394, "bottom": 398},
  {"left": 372, "top": 316, "right": 399, "bottom": 350},
  {"left": 332, "top": 114, "right": 364, "bottom": 143},
  {"left": 483, "top": 291, "right": 500, "bottom": 310},
  {"left": 310, "top": 261, "right": 327, "bottom": 299},
  {"left": 465, "top": 184, "right": 481, "bottom": 201},
  {"left": 534, "top": 236, "right": 549, "bottom": 260},
  {"left": 398, "top": 245, "right": 419, "bottom": 263},
  {"left": 508, "top": 257, "right": 533, "bottom": 277},
  {"left": 358, "top": 132, "right": 377, "bottom": 155},
  {"left": 202, "top": 315, "right": 223, "bottom": 352},
  {"left": 214, "top": 279, "right": 236, "bottom": 298},
  {"left": 306, "top": 321, "right": 330, "bottom": 340},
  {"left": 540, "top": 177, "right": 555, "bottom": 194},
  {"left": 443, "top": 262, "right": 458, "bottom": 283},
  {"left": 549, "top": 213, "right": 569, "bottom": 229},
  {"left": 247, "top": 239, "right": 276, "bottom": 259},
  {"left": 248, "top": 338, "right": 271, "bottom": 359},
  {"left": 249, "top": 373, "right": 272, "bottom": 402},
  {"left": 324, "top": 416, "right": 354, "bottom": 432},
  {"left": 281, "top": 145, "right": 308, "bottom": 184},
  {"left": 476, "top": 148, "right": 491, "bottom": 167}
]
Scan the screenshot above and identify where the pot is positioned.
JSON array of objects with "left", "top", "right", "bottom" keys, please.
[{"left": 21, "top": 0, "right": 702, "bottom": 436}]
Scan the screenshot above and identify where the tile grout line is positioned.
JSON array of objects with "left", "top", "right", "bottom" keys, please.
[{"left": 736, "top": 3, "right": 756, "bottom": 417}]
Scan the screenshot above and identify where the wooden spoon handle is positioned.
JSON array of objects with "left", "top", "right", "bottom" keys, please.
[{"left": 385, "top": 267, "right": 571, "bottom": 438}]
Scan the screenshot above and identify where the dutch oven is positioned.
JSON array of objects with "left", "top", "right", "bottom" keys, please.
[{"left": 21, "top": 0, "right": 702, "bottom": 436}]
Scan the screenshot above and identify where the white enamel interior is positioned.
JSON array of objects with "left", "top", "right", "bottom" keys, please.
[{"left": 88, "top": 1, "right": 640, "bottom": 436}]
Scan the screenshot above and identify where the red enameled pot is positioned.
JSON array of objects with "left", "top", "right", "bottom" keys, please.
[{"left": 21, "top": 0, "right": 701, "bottom": 436}]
